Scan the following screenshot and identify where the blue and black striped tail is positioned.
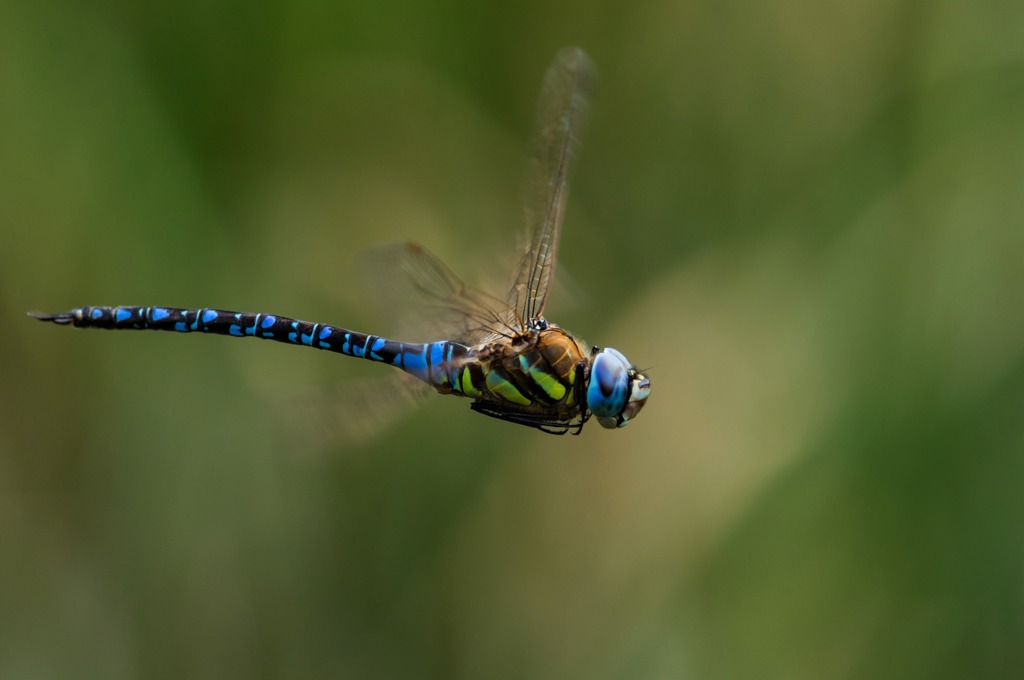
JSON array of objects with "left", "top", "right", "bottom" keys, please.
[
  {"left": 30, "top": 305, "right": 352, "bottom": 343},
  {"left": 29, "top": 305, "right": 474, "bottom": 391}
]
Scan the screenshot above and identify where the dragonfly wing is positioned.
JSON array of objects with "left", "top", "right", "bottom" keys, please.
[
  {"left": 507, "top": 47, "right": 595, "bottom": 327},
  {"left": 272, "top": 372, "right": 434, "bottom": 451},
  {"left": 362, "top": 242, "right": 516, "bottom": 345}
]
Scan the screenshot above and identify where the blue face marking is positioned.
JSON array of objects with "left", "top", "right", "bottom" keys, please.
[
  {"left": 152, "top": 308, "right": 170, "bottom": 321},
  {"left": 202, "top": 309, "right": 218, "bottom": 323}
]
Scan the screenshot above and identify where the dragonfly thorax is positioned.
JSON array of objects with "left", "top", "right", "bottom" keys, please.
[{"left": 586, "top": 347, "right": 651, "bottom": 429}]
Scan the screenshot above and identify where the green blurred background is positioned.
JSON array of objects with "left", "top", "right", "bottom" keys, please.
[{"left": 3, "top": 1, "right": 1024, "bottom": 678}]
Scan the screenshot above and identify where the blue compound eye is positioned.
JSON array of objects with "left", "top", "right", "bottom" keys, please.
[
  {"left": 587, "top": 347, "right": 651, "bottom": 429},
  {"left": 588, "top": 348, "right": 630, "bottom": 421}
]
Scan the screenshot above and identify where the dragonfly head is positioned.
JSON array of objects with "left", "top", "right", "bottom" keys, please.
[{"left": 587, "top": 347, "right": 651, "bottom": 429}]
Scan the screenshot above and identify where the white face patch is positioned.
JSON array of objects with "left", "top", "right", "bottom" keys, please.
[{"left": 617, "top": 372, "right": 651, "bottom": 426}]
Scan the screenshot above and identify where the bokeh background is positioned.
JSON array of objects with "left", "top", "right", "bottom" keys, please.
[{"left": 3, "top": 1, "right": 1024, "bottom": 678}]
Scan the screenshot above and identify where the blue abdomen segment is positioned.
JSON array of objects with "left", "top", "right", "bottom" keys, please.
[{"left": 38, "top": 305, "right": 477, "bottom": 392}]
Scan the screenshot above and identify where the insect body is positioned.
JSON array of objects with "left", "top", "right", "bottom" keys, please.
[{"left": 31, "top": 48, "right": 650, "bottom": 434}]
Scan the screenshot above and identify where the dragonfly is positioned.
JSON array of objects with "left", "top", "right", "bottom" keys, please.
[{"left": 30, "top": 47, "right": 650, "bottom": 435}]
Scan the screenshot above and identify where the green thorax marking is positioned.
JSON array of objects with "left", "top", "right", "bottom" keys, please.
[{"left": 471, "top": 325, "right": 585, "bottom": 409}]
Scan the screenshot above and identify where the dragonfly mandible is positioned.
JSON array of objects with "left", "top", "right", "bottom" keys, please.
[{"left": 30, "top": 47, "right": 650, "bottom": 434}]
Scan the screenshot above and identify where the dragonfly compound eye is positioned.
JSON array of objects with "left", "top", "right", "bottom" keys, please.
[{"left": 588, "top": 347, "right": 649, "bottom": 428}]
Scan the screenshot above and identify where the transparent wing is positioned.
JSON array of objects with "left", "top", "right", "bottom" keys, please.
[
  {"left": 271, "top": 373, "right": 434, "bottom": 452},
  {"left": 362, "top": 242, "right": 517, "bottom": 345},
  {"left": 273, "top": 242, "right": 509, "bottom": 450},
  {"left": 507, "top": 47, "right": 595, "bottom": 327}
]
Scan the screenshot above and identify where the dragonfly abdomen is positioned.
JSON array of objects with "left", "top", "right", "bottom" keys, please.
[
  {"left": 32, "top": 305, "right": 482, "bottom": 392},
  {"left": 38, "top": 306, "right": 366, "bottom": 349}
]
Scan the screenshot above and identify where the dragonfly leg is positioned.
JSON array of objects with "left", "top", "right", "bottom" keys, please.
[{"left": 469, "top": 401, "right": 579, "bottom": 435}]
